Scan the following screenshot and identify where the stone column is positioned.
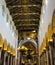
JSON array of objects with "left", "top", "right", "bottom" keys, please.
[
  {"left": 18, "top": 51, "right": 20, "bottom": 65},
  {"left": 0, "top": 50, "right": 1, "bottom": 57},
  {"left": 13, "top": 56, "right": 15, "bottom": 65},
  {"left": 46, "top": 48, "right": 49, "bottom": 65},
  {"left": 49, "top": 45, "right": 53, "bottom": 65},
  {"left": 8, "top": 53, "right": 10, "bottom": 65},
  {"left": 12, "top": 56, "right": 15, "bottom": 65},
  {"left": 0, "top": 49, "right": 1, "bottom": 60},
  {"left": 4, "top": 51, "right": 6, "bottom": 65},
  {"left": 11, "top": 55, "right": 13, "bottom": 65},
  {"left": 13, "top": 56, "right": 14, "bottom": 65}
]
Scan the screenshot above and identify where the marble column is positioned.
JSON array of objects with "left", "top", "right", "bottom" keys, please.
[
  {"left": 4, "top": 51, "right": 6, "bottom": 65},
  {"left": 11, "top": 55, "right": 13, "bottom": 65},
  {"left": 49, "top": 45, "right": 53, "bottom": 65},
  {"left": 46, "top": 48, "right": 49, "bottom": 65},
  {"left": 8, "top": 53, "right": 10, "bottom": 65},
  {"left": 0, "top": 49, "right": 2, "bottom": 65}
]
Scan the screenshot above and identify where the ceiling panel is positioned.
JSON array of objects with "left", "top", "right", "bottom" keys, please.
[{"left": 5, "top": 0, "right": 42, "bottom": 38}]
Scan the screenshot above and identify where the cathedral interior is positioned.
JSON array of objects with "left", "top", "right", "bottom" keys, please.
[{"left": 0, "top": 0, "right": 55, "bottom": 65}]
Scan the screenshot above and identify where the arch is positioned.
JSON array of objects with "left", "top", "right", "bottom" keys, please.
[
  {"left": 52, "top": 9, "right": 55, "bottom": 33},
  {"left": 10, "top": 46, "right": 13, "bottom": 55},
  {"left": 7, "top": 44, "right": 11, "bottom": 53},
  {"left": 18, "top": 39, "right": 38, "bottom": 65},
  {"left": 19, "top": 39, "right": 37, "bottom": 49},
  {"left": 47, "top": 24, "right": 53, "bottom": 42},
  {"left": 0, "top": 34, "right": 3, "bottom": 48},
  {"left": 3, "top": 39, "right": 7, "bottom": 51}
]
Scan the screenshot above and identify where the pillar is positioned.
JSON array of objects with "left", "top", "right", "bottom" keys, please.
[
  {"left": 4, "top": 51, "right": 7, "bottom": 65},
  {"left": 49, "top": 42, "right": 53, "bottom": 65},
  {"left": 46, "top": 47, "right": 49, "bottom": 65},
  {"left": 13, "top": 56, "right": 15, "bottom": 65},
  {"left": 7, "top": 53, "right": 10, "bottom": 65},
  {"left": 10, "top": 55, "right": 13, "bottom": 65},
  {"left": 0, "top": 48, "right": 2, "bottom": 65}
]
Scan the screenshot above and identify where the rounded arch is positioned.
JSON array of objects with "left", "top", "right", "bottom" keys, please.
[
  {"left": 0, "top": 34, "right": 3, "bottom": 48},
  {"left": 7, "top": 44, "right": 11, "bottom": 53},
  {"left": 52, "top": 9, "right": 55, "bottom": 33},
  {"left": 3, "top": 39, "right": 7, "bottom": 51},
  {"left": 19, "top": 39, "right": 37, "bottom": 49},
  {"left": 18, "top": 39, "right": 38, "bottom": 65}
]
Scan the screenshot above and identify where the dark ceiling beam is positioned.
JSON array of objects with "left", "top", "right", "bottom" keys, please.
[
  {"left": 10, "top": 10, "right": 41, "bottom": 15},
  {"left": 16, "top": 26, "right": 38, "bottom": 32},
  {"left": 14, "top": 21, "right": 39, "bottom": 25},
  {"left": 13, "top": 18, "right": 40, "bottom": 21},
  {"left": 17, "top": 26, "right": 38, "bottom": 29},
  {"left": 6, "top": 0, "right": 20, "bottom": 5},
  {"left": 10, "top": 7, "right": 22, "bottom": 14},
  {"left": 29, "top": 14, "right": 40, "bottom": 20},
  {"left": 18, "top": 29, "right": 38, "bottom": 32},
  {"left": 17, "top": 24, "right": 39, "bottom": 27},
  {"left": 9, "top": 6, "right": 41, "bottom": 14},
  {"left": 29, "top": 6, "right": 41, "bottom": 14},
  {"left": 16, "top": 26, "right": 38, "bottom": 29},
  {"left": 8, "top": 4, "right": 41, "bottom": 9},
  {"left": 30, "top": 0, "right": 42, "bottom": 5},
  {"left": 16, "top": 24, "right": 38, "bottom": 27},
  {"left": 12, "top": 13, "right": 40, "bottom": 19},
  {"left": 5, "top": 0, "right": 14, "bottom": 3},
  {"left": 14, "top": 18, "right": 39, "bottom": 25},
  {"left": 14, "top": 19, "right": 39, "bottom": 25},
  {"left": 16, "top": 26, "right": 38, "bottom": 30},
  {"left": 6, "top": 0, "right": 42, "bottom": 6},
  {"left": 11, "top": 12, "right": 39, "bottom": 17},
  {"left": 18, "top": 28, "right": 38, "bottom": 32},
  {"left": 13, "top": 18, "right": 40, "bottom": 22}
]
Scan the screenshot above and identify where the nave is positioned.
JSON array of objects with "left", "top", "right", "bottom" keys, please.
[{"left": 0, "top": 0, "right": 55, "bottom": 65}]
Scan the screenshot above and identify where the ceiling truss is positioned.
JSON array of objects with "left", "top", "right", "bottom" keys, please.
[{"left": 5, "top": 0, "right": 42, "bottom": 35}]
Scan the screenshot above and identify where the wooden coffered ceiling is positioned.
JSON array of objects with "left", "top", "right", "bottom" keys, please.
[{"left": 5, "top": 0, "right": 42, "bottom": 36}]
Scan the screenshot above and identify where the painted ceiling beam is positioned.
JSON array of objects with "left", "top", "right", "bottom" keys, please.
[
  {"left": 8, "top": 4, "right": 41, "bottom": 8},
  {"left": 11, "top": 12, "right": 39, "bottom": 16},
  {"left": 13, "top": 19, "right": 39, "bottom": 22},
  {"left": 16, "top": 24, "right": 38, "bottom": 27}
]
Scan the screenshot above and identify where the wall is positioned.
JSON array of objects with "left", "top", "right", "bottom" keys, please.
[
  {"left": 0, "top": 0, "right": 18, "bottom": 49},
  {"left": 38, "top": 0, "right": 55, "bottom": 48}
]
